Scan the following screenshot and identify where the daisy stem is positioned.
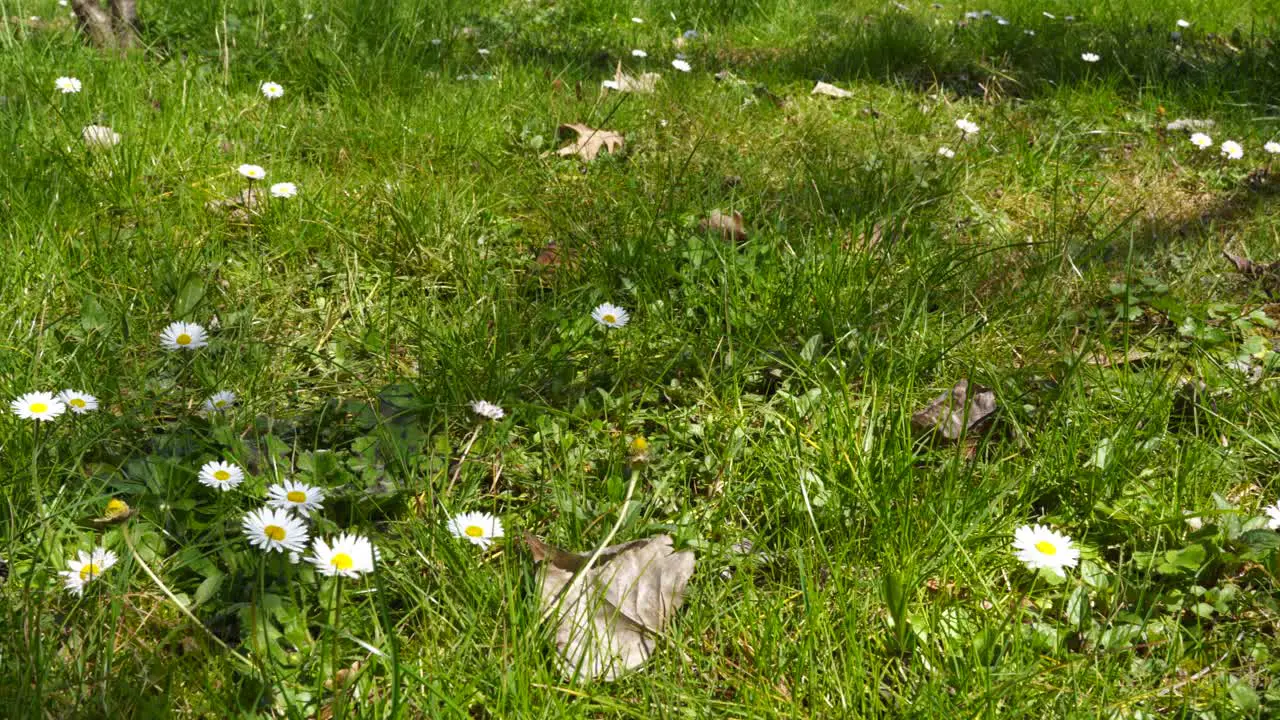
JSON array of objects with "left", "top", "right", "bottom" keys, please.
[
  {"left": 30, "top": 421, "right": 42, "bottom": 505},
  {"left": 446, "top": 425, "right": 482, "bottom": 498},
  {"left": 329, "top": 576, "right": 344, "bottom": 686}
]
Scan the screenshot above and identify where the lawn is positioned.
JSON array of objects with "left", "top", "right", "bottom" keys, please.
[{"left": 4, "top": 0, "right": 1280, "bottom": 716}]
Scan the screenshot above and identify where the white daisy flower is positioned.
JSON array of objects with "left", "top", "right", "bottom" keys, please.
[
  {"left": 470, "top": 400, "right": 505, "bottom": 420},
  {"left": 937, "top": 146, "right": 956, "bottom": 159},
  {"left": 266, "top": 480, "right": 326, "bottom": 515},
  {"left": 964, "top": 11, "right": 979, "bottom": 19},
  {"left": 81, "top": 125, "right": 121, "bottom": 148},
  {"left": 1081, "top": 52, "right": 1101, "bottom": 63},
  {"left": 592, "top": 302, "right": 630, "bottom": 328},
  {"left": 60, "top": 548, "right": 117, "bottom": 596},
  {"left": 1265, "top": 500, "right": 1280, "bottom": 530},
  {"left": 11, "top": 391, "right": 66, "bottom": 421},
  {"left": 1265, "top": 141, "right": 1280, "bottom": 155},
  {"left": 198, "top": 460, "right": 245, "bottom": 491},
  {"left": 1024, "top": 29, "right": 1036, "bottom": 36},
  {"left": 269, "top": 182, "right": 297, "bottom": 198},
  {"left": 671, "top": 59, "right": 692, "bottom": 72},
  {"left": 160, "top": 321, "right": 208, "bottom": 351},
  {"left": 202, "top": 390, "right": 237, "bottom": 413},
  {"left": 631, "top": 16, "right": 644, "bottom": 23},
  {"left": 631, "top": 49, "right": 648, "bottom": 58},
  {"left": 55, "top": 76, "right": 82, "bottom": 94},
  {"left": 1221, "top": 140, "right": 1244, "bottom": 160},
  {"left": 448, "top": 511, "right": 504, "bottom": 550},
  {"left": 1012, "top": 524, "right": 1080, "bottom": 575},
  {"left": 1189, "top": 132, "right": 1213, "bottom": 149},
  {"left": 955, "top": 118, "right": 980, "bottom": 136},
  {"left": 310, "top": 533, "right": 376, "bottom": 577},
  {"left": 56, "top": 390, "right": 98, "bottom": 414},
  {"left": 237, "top": 164, "right": 266, "bottom": 180},
  {"left": 995, "top": 16, "right": 1009, "bottom": 25},
  {"left": 478, "top": 48, "right": 491, "bottom": 56},
  {"left": 242, "top": 506, "right": 309, "bottom": 553},
  {"left": 260, "top": 81, "right": 284, "bottom": 99},
  {"left": 1176, "top": 19, "right": 1191, "bottom": 28}
]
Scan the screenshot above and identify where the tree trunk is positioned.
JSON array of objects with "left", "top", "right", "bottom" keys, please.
[{"left": 71, "top": 0, "right": 139, "bottom": 49}]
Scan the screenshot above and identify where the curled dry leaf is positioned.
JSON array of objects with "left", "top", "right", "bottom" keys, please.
[
  {"left": 699, "top": 209, "right": 748, "bottom": 242},
  {"left": 525, "top": 532, "right": 695, "bottom": 682},
  {"left": 1223, "top": 250, "right": 1280, "bottom": 295},
  {"left": 601, "top": 62, "right": 661, "bottom": 94},
  {"left": 910, "top": 379, "right": 996, "bottom": 441},
  {"left": 547, "top": 123, "right": 625, "bottom": 163},
  {"left": 204, "top": 188, "right": 262, "bottom": 222},
  {"left": 811, "top": 81, "right": 853, "bottom": 99}
]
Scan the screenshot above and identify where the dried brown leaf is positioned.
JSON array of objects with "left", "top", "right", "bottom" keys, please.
[
  {"left": 602, "top": 62, "right": 661, "bottom": 94},
  {"left": 910, "top": 379, "right": 996, "bottom": 441},
  {"left": 550, "top": 123, "right": 625, "bottom": 163},
  {"left": 811, "top": 81, "right": 853, "bottom": 99},
  {"left": 204, "top": 188, "right": 262, "bottom": 222},
  {"left": 525, "top": 532, "right": 695, "bottom": 682},
  {"left": 699, "top": 209, "right": 748, "bottom": 242}
]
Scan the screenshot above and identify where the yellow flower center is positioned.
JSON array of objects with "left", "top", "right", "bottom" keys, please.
[
  {"left": 602, "top": 314, "right": 616, "bottom": 324},
  {"left": 264, "top": 525, "right": 286, "bottom": 542},
  {"left": 70, "top": 398, "right": 86, "bottom": 408},
  {"left": 30, "top": 402, "right": 48, "bottom": 413},
  {"left": 330, "top": 553, "right": 353, "bottom": 570},
  {"left": 176, "top": 333, "right": 192, "bottom": 345},
  {"left": 105, "top": 499, "right": 128, "bottom": 515},
  {"left": 286, "top": 490, "right": 307, "bottom": 503},
  {"left": 214, "top": 400, "right": 226, "bottom": 407},
  {"left": 79, "top": 563, "right": 100, "bottom": 581},
  {"left": 213, "top": 470, "right": 231, "bottom": 482},
  {"left": 630, "top": 437, "right": 649, "bottom": 453},
  {"left": 465, "top": 525, "right": 484, "bottom": 538},
  {"left": 1034, "top": 541, "right": 1057, "bottom": 556}
]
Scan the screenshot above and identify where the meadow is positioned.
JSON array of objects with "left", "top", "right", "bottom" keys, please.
[{"left": 4, "top": 0, "right": 1280, "bottom": 716}]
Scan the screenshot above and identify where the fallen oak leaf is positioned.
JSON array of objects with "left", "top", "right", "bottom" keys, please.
[
  {"left": 548, "top": 123, "right": 625, "bottom": 163},
  {"left": 525, "top": 532, "right": 695, "bottom": 682},
  {"left": 699, "top": 209, "right": 748, "bottom": 242},
  {"left": 910, "top": 379, "right": 996, "bottom": 442},
  {"left": 811, "top": 81, "right": 853, "bottom": 99}
]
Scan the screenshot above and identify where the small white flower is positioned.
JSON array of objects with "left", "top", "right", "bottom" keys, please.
[
  {"left": 937, "top": 146, "right": 956, "bottom": 159},
  {"left": 448, "top": 511, "right": 504, "bottom": 550},
  {"left": 955, "top": 118, "right": 980, "bottom": 136},
  {"left": 1184, "top": 511, "right": 1204, "bottom": 532},
  {"left": 1263, "top": 500, "right": 1280, "bottom": 529},
  {"left": 964, "top": 11, "right": 979, "bottom": 19},
  {"left": 159, "top": 321, "right": 208, "bottom": 351},
  {"left": 60, "top": 548, "right": 117, "bottom": 595},
  {"left": 1012, "top": 524, "right": 1080, "bottom": 575},
  {"left": 592, "top": 302, "right": 630, "bottom": 328},
  {"left": 57, "top": 390, "right": 98, "bottom": 414},
  {"left": 198, "top": 460, "right": 245, "bottom": 491},
  {"left": 631, "top": 16, "right": 644, "bottom": 23},
  {"left": 1024, "top": 29, "right": 1036, "bottom": 36},
  {"left": 270, "top": 182, "right": 297, "bottom": 198},
  {"left": 1265, "top": 141, "right": 1280, "bottom": 155},
  {"left": 671, "top": 59, "right": 692, "bottom": 72},
  {"left": 1189, "top": 132, "right": 1213, "bottom": 149},
  {"left": 1176, "top": 19, "right": 1191, "bottom": 28},
  {"left": 1042, "top": 11, "right": 1055, "bottom": 19},
  {"left": 260, "top": 81, "right": 284, "bottom": 99},
  {"left": 1081, "top": 52, "right": 1101, "bottom": 63},
  {"left": 55, "top": 76, "right": 82, "bottom": 94},
  {"left": 238, "top": 164, "right": 267, "bottom": 180},
  {"left": 11, "top": 392, "right": 66, "bottom": 421},
  {"left": 242, "top": 506, "right": 310, "bottom": 553},
  {"left": 478, "top": 48, "right": 491, "bottom": 56},
  {"left": 202, "top": 391, "right": 237, "bottom": 413},
  {"left": 81, "top": 125, "right": 121, "bottom": 148},
  {"left": 310, "top": 533, "right": 376, "bottom": 577},
  {"left": 631, "top": 49, "right": 648, "bottom": 58},
  {"left": 266, "top": 480, "right": 326, "bottom": 515},
  {"left": 1221, "top": 140, "right": 1244, "bottom": 160},
  {"left": 995, "top": 16, "right": 1009, "bottom": 25},
  {"left": 470, "top": 400, "right": 505, "bottom": 420}
]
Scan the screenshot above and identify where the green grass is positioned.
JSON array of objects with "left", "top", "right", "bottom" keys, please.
[{"left": 5, "top": 0, "right": 1280, "bottom": 716}]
